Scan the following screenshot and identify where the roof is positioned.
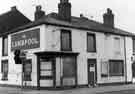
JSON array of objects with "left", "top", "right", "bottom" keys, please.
[
  {"left": 0, "top": 8, "right": 31, "bottom": 36},
  {"left": 1, "top": 12, "right": 135, "bottom": 37}
]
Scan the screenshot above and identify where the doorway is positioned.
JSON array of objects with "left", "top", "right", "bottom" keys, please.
[{"left": 87, "top": 59, "right": 97, "bottom": 86}]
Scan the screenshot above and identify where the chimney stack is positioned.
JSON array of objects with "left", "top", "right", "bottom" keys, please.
[
  {"left": 58, "top": 0, "right": 71, "bottom": 21},
  {"left": 103, "top": 8, "right": 114, "bottom": 28},
  {"left": 34, "top": 5, "right": 45, "bottom": 21},
  {"left": 11, "top": 6, "right": 17, "bottom": 11}
]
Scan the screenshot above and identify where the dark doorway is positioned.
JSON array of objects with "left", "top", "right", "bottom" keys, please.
[{"left": 88, "top": 59, "right": 97, "bottom": 86}]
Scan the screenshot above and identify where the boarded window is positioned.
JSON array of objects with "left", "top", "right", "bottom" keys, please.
[
  {"left": 63, "top": 57, "right": 76, "bottom": 77},
  {"left": 87, "top": 33, "right": 96, "bottom": 52},
  {"left": 1, "top": 60, "right": 8, "bottom": 80},
  {"left": 109, "top": 60, "right": 124, "bottom": 76},
  {"left": 61, "top": 29, "right": 72, "bottom": 51}
]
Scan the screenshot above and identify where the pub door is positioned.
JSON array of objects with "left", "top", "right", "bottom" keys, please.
[{"left": 88, "top": 59, "right": 97, "bottom": 87}]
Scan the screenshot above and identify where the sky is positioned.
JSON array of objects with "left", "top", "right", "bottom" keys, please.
[{"left": 0, "top": 0, "right": 134, "bottom": 33}]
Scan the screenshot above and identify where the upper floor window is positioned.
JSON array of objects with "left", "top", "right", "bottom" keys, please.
[
  {"left": 87, "top": 33, "right": 96, "bottom": 52},
  {"left": 133, "top": 38, "right": 135, "bottom": 54},
  {"left": 2, "top": 36, "right": 8, "bottom": 56},
  {"left": 114, "top": 37, "right": 120, "bottom": 54},
  {"left": 61, "top": 29, "right": 72, "bottom": 51},
  {"left": 1, "top": 60, "right": 8, "bottom": 80}
]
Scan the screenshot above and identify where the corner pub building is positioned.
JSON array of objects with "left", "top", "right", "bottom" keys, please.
[{"left": 0, "top": 0, "right": 135, "bottom": 89}]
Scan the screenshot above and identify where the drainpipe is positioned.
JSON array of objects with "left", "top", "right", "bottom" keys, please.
[{"left": 124, "top": 36, "right": 127, "bottom": 84}]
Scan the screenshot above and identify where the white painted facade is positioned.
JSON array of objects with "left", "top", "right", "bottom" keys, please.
[{"left": 0, "top": 24, "right": 133, "bottom": 87}]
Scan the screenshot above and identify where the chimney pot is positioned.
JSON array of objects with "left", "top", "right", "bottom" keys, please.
[
  {"left": 34, "top": 5, "right": 45, "bottom": 21},
  {"left": 80, "top": 14, "right": 83, "bottom": 18},
  {"left": 58, "top": 0, "right": 71, "bottom": 21},
  {"left": 103, "top": 8, "right": 114, "bottom": 28},
  {"left": 36, "top": 5, "right": 42, "bottom": 11},
  {"left": 11, "top": 6, "right": 17, "bottom": 11}
]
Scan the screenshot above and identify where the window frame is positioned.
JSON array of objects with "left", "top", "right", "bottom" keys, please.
[
  {"left": 23, "top": 59, "right": 32, "bottom": 81},
  {"left": 87, "top": 33, "right": 96, "bottom": 52},
  {"left": 1, "top": 60, "right": 8, "bottom": 81},
  {"left": 60, "top": 29, "right": 72, "bottom": 51},
  {"left": 109, "top": 60, "right": 124, "bottom": 77},
  {"left": 2, "top": 36, "right": 8, "bottom": 56},
  {"left": 133, "top": 38, "right": 135, "bottom": 54}
]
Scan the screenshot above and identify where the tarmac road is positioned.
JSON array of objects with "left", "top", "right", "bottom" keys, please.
[{"left": 0, "top": 84, "right": 135, "bottom": 94}]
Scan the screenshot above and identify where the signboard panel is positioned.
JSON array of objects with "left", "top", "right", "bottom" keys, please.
[{"left": 11, "top": 29, "right": 40, "bottom": 51}]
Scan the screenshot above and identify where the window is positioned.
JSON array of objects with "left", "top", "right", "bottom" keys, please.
[
  {"left": 1, "top": 60, "right": 8, "bottom": 80},
  {"left": 63, "top": 57, "right": 76, "bottom": 77},
  {"left": 23, "top": 59, "right": 32, "bottom": 81},
  {"left": 40, "top": 58, "right": 54, "bottom": 79},
  {"left": 61, "top": 29, "right": 72, "bottom": 51},
  {"left": 101, "top": 60, "right": 124, "bottom": 77},
  {"left": 114, "top": 37, "right": 120, "bottom": 55},
  {"left": 2, "top": 36, "right": 8, "bottom": 56},
  {"left": 101, "top": 61, "right": 108, "bottom": 77},
  {"left": 133, "top": 39, "right": 135, "bottom": 54},
  {"left": 109, "top": 60, "right": 124, "bottom": 76},
  {"left": 87, "top": 33, "right": 96, "bottom": 52}
]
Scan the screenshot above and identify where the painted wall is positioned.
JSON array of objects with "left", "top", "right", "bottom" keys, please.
[
  {"left": 0, "top": 24, "right": 133, "bottom": 86},
  {"left": 44, "top": 25, "right": 132, "bottom": 85},
  {"left": 0, "top": 25, "right": 46, "bottom": 86}
]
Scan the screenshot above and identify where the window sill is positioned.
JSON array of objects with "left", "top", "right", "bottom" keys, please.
[
  {"left": 1, "top": 78, "right": 8, "bottom": 81},
  {"left": 61, "top": 49, "right": 72, "bottom": 51}
]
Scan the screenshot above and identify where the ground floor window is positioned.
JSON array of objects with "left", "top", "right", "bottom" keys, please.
[
  {"left": 63, "top": 56, "right": 76, "bottom": 77},
  {"left": 101, "top": 60, "right": 124, "bottom": 77},
  {"left": 1, "top": 60, "right": 8, "bottom": 80},
  {"left": 23, "top": 59, "right": 32, "bottom": 81},
  {"left": 132, "top": 62, "right": 135, "bottom": 77},
  {"left": 40, "top": 57, "right": 54, "bottom": 79},
  {"left": 101, "top": 61, "right": 108, "bottom": 77}
]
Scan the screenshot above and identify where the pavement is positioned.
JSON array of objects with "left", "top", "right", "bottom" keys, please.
[{"left": 1, "top": 84, "right": 135, "bottom": 94}]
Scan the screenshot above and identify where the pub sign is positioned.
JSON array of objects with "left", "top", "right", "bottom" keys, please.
[{"left": 11, "top": 29, "right": 40, "bottom": 51}]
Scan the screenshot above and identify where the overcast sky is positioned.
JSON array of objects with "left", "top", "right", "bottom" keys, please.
[{"left": 0, "top": 0, "right": 134, "bottom": 33}]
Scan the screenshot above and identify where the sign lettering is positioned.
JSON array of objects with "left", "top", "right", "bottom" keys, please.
[{"left": 11, "top": 29, "right": 40, "bottom": 51}]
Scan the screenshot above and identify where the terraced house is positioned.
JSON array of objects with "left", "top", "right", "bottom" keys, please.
[{"left": 0, "top": 0, "right": 135, "bottom": 89}]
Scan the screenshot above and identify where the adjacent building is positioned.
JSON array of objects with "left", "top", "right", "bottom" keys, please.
[{"left": 0, "top": 0, "right": 134, "bottom": 89}]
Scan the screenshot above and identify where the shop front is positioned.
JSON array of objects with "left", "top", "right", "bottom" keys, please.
[{"left": 35, "top": 51, "right": 79, "bottom": 89}]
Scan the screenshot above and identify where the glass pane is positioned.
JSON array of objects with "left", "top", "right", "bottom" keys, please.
[
  {"left": 40, "top": 61, "right": 52, "bottom": 70},
  {"left": 40, "top": 71, "right": 52, "bottom": 76},
  {"left": 61, "top": 31, "right": 71, "bottom": 50},
  {"left": 133, "top": 39, "right": 135, "bottom": 52},
  {"left": 24, "top": 63, "right": 31, "bottom": 73},
  {"left": 87, "top": 34, "right": 95, "bottom": 52},
  {"left": 114, "top": 37, "right": 120, "bottom": 54},
  {"left": 101, "top": 61, "right": 108, "bottom": 77},
  {"left": 3, "top": 37, "right": 8, "bottom": 55}
]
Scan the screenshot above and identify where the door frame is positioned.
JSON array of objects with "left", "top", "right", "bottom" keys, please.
[
  {"left": 60, "top": 56, "right": 77, "bottom": 87},
  {"left": 87, "top": 59, "right": 97, "bottom": 85}
]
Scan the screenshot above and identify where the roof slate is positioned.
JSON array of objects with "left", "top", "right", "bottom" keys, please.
[
  {"left": 0, "top": 8, "right": 31, "bottom": 36},
  {"left": 1, "top": 12, "right": 134, "bottom": 37}
]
